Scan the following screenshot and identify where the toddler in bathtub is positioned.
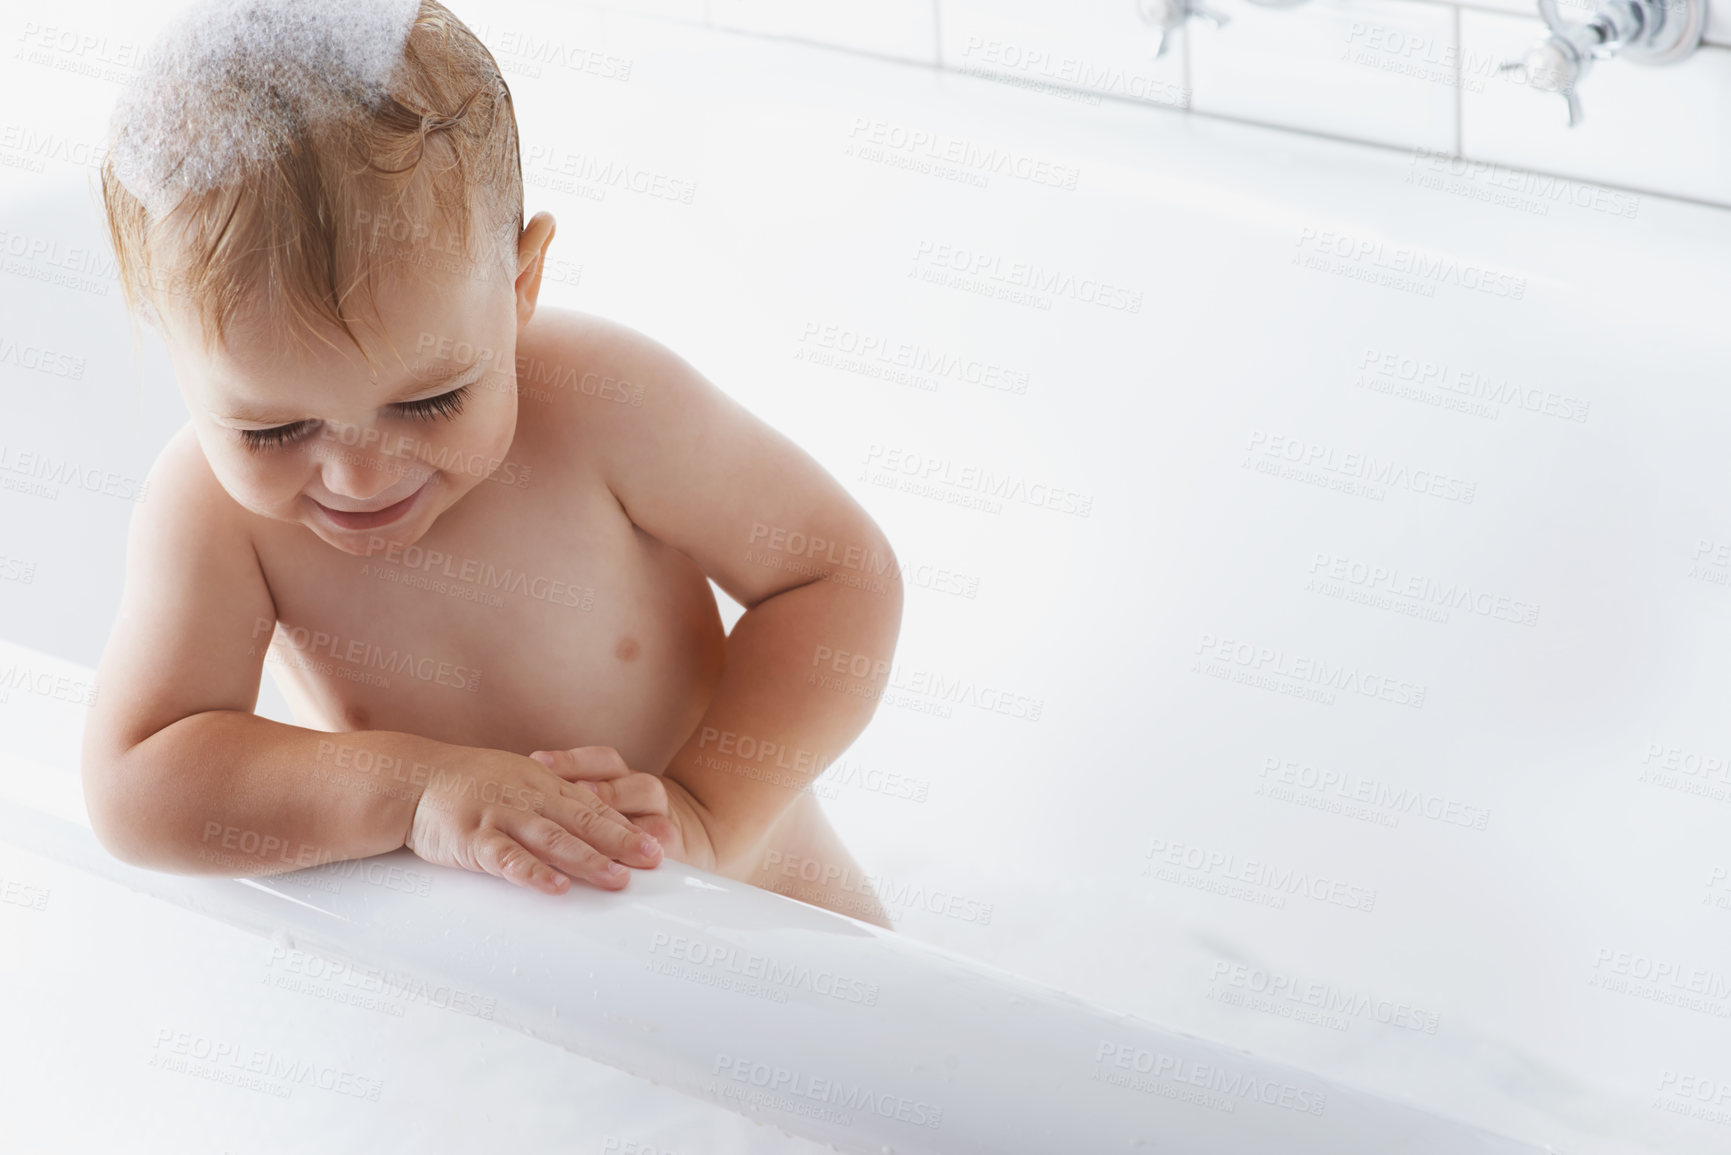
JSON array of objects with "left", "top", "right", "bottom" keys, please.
[{"left": 79, "top": 0, "right": 902, "bottom": 928}]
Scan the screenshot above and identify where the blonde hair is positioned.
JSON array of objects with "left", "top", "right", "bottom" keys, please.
[{"left": 100, "top": 0, "right": 523, "bottom": 363}]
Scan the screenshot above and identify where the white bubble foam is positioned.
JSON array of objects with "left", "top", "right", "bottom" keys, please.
[{"left": 108, "top": 0, "right": 423, "bottom": 219}]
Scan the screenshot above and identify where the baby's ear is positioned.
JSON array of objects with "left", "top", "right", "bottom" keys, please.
[{"left": 513, "top": 212, "right": 557, "bottom": 325}]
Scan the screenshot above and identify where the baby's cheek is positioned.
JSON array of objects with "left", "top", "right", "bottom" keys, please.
[{"left": 203, "top": 443, "right": 301, "bottom": 514}]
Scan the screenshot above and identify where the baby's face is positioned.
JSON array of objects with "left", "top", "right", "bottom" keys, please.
[{"left": 164, "top": 238, "right": 528, "bottom": 557}]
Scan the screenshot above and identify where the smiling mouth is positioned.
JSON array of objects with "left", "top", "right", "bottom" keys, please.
[{"left": 313, "top": 483, "right": 427, "bottom": 531}]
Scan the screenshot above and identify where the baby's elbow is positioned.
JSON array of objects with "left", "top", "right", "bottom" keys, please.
[
  {"left": 80, "top": 746, "right": 168, "bottom": 870},
  {"left": 867, "top": 532, "right": 905, "bottom": 626}
]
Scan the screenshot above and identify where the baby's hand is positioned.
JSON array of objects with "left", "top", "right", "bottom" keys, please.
[
  {"left": 404, "top": 747, "right": 664, "bottom": 895},
  {"left": 529, "top": 746, "right": 716, "bottom": 872}
]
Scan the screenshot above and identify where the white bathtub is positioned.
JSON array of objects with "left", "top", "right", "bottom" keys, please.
[{"left": 3, "top": 3, "right": 1730, "bottom": 1152}]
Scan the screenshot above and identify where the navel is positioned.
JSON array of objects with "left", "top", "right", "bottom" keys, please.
[
  {"left": 345, "top": 704, "right": 370, "bottom": 730},
  {"left": 615, "top": 635, "right": 641, "bottom": 661}
]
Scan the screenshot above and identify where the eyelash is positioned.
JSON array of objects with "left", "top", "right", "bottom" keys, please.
[{"left": 238, "top": 383, "right": 472, "bottom": 451}]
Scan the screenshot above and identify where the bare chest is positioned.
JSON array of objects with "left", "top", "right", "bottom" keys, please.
[{"left": 253, "top": 473, "right": 726, "bottom": 772}]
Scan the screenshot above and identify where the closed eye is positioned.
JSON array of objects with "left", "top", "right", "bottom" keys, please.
[
  {"left": 393, "top": 382, "right": 469, "bottom": 422},
  {"left": 236, "top": 383, "right": 472, "bottom": 451},
  {"left": 238, "top": 421, "right": 316, "bottom": 451}
]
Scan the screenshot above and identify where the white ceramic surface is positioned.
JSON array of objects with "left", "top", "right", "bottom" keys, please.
[{"left": 4, "top": 4, "right": 1731, "bottom": 1152}]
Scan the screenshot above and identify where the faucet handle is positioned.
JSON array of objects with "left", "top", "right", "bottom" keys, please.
[
  {"left": 1137, "top": 0, "right": 1229, "bottom": 59},
  {"left": 1498, "top": 35, "right": 1590, "bottom": 125},
  {"left": 1500, "top": 0, "right": 1705, "bottom": 128}
]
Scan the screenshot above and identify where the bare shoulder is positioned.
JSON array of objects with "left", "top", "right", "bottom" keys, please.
[
  {"left": 514, "top": 305, "right": 724, "bottom": 475},
  {"left": 88, "top": 421, "right": 276, "bottom": 762},
  {"left": 136, "top": 423, "right": 263, "bottom": 550}
]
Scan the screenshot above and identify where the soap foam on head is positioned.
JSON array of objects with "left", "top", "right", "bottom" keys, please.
[{"left": 109, "top": 0, "right": 423, "bottom": 220}]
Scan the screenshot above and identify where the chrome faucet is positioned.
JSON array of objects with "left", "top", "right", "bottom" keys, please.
[
  {"left": 1138, "top": 0, "right": 1228, "bottom": 58},
  {"left": 1137, "top": 0, "right": 1311, "bottom": 59},
  {"left": 1499, "top": 0, "right": 1706, "bottom": 126}
]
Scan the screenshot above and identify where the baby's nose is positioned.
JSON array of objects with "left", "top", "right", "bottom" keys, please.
[{"left": 311, "top": 432, "right": 419, "bottom": 501}]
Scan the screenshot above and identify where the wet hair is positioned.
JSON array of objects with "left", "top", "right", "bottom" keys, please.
[{"left": 100, "top": 0, "right": 523, "bottom": 363}]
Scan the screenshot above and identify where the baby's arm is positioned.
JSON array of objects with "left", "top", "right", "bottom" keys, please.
[
  {"left": 560, "top": 317, "right": 905, "bottom": 877},
  {"left": 81, "top": 429, "right": 658, "bottom": 891}
]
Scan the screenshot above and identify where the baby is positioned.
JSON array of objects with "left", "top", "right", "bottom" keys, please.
[{"left": 80, "top": 0, "right": 903, "bottom": 928}]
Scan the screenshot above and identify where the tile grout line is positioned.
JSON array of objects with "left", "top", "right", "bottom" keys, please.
[
  {"left": 1453, "top": 5, "right": 1464, "bottom": 158},
  {"left": 682, "top": 15, "right": 1731, "bottom": 213}
]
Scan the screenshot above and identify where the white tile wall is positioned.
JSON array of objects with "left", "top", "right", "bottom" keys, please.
[
  {"left": 1447, "top": 0, "right": 1731, "bottom": 51},
  {"left": 583, "top": 0, "right": 710, "bottom": 23},
  {"left": 574, "top": 0, "right": 1731, "bottom": 208},
  {"left": 1460, "top": 8, "right": 1731, "bottom": 204},
  {"left": 937, "top": 0, "right": 1191, "bottom": 110},
  {"left": 709, "top": 0, "right": 937, "bottom": 63},
  {"left": 1188, "top": 0, "right": 1459, "bottom": 151}
]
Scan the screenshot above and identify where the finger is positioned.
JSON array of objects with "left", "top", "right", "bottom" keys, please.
[
  {"left": 471, "top": 828, "right": 572, "bottom": 895},
  {"left": 632, "top": 814, "right": 680, "bottom": 859},
  {"left": 547, "top": 792, "right": 663, "bottom": 867},
  {"left": 527, "top": 746, "right": 633, "bottom": 784},
  {"left": 510, "top": 814, "right": 637, "bottom": 888},
  {"left": 569, "top": 772, "right": 669, "bottom": 817}
]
